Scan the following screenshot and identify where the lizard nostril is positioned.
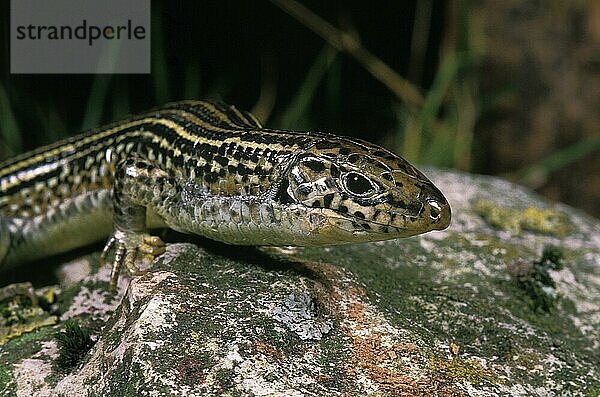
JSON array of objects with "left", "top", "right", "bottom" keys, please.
[
  {"left": 426, "top": 197, "right": 451, "bottom": 229},
  {"left": 420, "top": 184, "right": 451, "bottom": 227},
  {"left": 428, "top": 199, "right": 441, "bottom": 219}
]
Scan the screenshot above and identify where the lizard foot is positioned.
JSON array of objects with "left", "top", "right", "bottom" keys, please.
[{"left": 101, "top": 230, "right": 166, "bottom": 292}]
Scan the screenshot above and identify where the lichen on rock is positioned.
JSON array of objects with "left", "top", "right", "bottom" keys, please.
[{"left": 0, "top": 169, "right": 598, "bottom": 396}]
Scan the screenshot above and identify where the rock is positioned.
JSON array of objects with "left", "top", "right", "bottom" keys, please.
[{"left": 0, "top": 169, "right": 599, "bottom": 396}]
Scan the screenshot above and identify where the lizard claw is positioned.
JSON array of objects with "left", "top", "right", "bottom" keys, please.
[
  {"left": 100, "top": 230, "right": 166, "bottom": 292},
  {"left": 139, "top": 235, "right": 166, "bottom": 255}
]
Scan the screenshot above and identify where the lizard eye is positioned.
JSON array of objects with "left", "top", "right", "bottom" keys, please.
[{"left": 343, "top": 172, "right": 376, "bottom": 197}]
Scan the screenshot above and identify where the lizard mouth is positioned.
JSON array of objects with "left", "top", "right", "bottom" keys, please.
[{"left": 325, "top": 196, "right": 450, "bottom": 236}]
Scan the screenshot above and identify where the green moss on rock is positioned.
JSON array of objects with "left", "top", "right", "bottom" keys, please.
[{"left": 54, "top": 321, "right": 94, "bottom": 371}]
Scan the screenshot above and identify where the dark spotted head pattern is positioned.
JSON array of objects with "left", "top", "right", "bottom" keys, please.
[{"left": 275, "top": 136, "right": 451, "bottom": 244}]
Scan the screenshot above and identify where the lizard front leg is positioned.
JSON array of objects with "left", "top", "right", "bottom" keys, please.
[{"left": 101, "top": 158, "right": 169, "bottom": 291}]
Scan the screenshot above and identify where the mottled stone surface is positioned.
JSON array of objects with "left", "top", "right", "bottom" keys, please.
[{"left": 0, "top": 169, "right": 598, "bottom": 396}]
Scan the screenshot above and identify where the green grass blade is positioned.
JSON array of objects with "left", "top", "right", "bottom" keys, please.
[
  {"left": 0, "top": 82, "right": 22, "bottom": 158},
  {"left": 111, "top": 78, "right": 130, "bottom": 120},
  {"left": 419, "top": 52, "right": 463, "bottom": 132},
  {"left": 511, "top": 135, "right": 600, "bottom": 188},
  {"left": 81, "top": 74, "right": 112, "bottom": 130},
  {"left": 400, "top": 53, "right": 463, "bottom": 164},
  {"left": 278, "top": 45, "right": 337, "bottom": 130},
  {"left": 46, "top": 106, "right": 68, "bottom": 143}
]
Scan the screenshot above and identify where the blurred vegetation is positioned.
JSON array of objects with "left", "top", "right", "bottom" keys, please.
[{"left": 0, "top": 0, "right": 598, "bottom": 215}]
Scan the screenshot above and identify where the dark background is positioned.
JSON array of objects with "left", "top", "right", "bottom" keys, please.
[{"left": 1, "top": 1, "right": 599, "bottom": 218}]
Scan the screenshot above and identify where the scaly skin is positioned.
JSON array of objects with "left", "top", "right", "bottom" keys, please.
[{"left": 0, "top": 100, "right": 451, "bottom": 289}]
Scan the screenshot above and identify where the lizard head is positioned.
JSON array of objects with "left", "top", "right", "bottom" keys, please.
[{"left": 275, "top": 138, "right": 451, "bottom": 244}]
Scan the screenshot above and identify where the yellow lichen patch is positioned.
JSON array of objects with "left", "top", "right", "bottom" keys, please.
[
  {"left": 0, "top": 283, "right": 59, "bottom": 345},
  {"left": 510, "top": 349, "right": 542, "bottom": 370},
  {"left": 428, "top": 355, "right": 500, "bottom": 385},
  {"left": 0, "top": 314, "right": 58, "bottom": 345},
  {"left": 473, "top": 199, "right": 572, "bottom": 236}
]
